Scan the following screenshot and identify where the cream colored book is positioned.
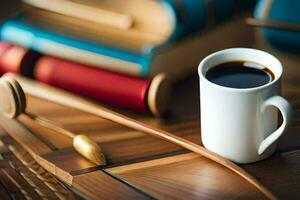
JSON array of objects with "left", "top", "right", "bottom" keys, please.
[
  {"left": 22, "top": 0, "right": 251, "bottom": 53},
  {"left": 22, "top": 0, "right": 176, "bottom": 52}
]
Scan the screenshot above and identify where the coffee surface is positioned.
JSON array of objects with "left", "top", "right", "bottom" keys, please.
[{"left": 206, "top": 61, "right": 274, "bottom": 89}]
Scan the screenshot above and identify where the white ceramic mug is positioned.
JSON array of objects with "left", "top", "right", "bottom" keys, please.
[{"left": 198, "top": 48, "right": 293, "bottom": 163}]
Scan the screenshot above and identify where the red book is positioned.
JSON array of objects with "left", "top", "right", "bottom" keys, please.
[
  {"left": 0, "top": 42, "right": 170, "bottom": 115},
  {"left": 0, "top": 42, "right": 40, "bottom": 77},
  {"left": 0, "top": 42, "right": 13, "bottom": 74},
  {"left": 35, "top": 56, "right": 151, "bottom": 112}
]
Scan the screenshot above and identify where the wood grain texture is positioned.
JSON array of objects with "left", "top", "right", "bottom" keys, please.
[
  {"left": 0, "top": 164, "right": 42, "bottom": 199},
  {"left": 107, "top": 153, "right": 267, "bottom": 200},
  {"left": 20, "top": 103, "right": 201, "bottom": 169},
  {"left": 0, "top": 74, "right": 107, "bottom": 165},
  {"left": 1, "top": 151, "right": 59, "bottom": 199},
  {"left": 0, "top": 182, "right": 11, "bottom": 200},
  {"left": 0, "top": 131, "right": 152, "bottom": 200},
  {"left": 242, "top": 150, "right": 300, "bottom": 199},
  {"left": 0, "top": 137, "right": 61, "bottom": 199},
  {"left": 0, "top": 116, "right": 51, "bottom": 156},
  {"left": 0, "top": 136, "right": 78, "bottom": 199},
  {"left": 0, "top": 118, "right": 75, "bottom": 184},
  {"left": 5, "top": 169, "right": 42, "bottom": 199},
  {"left": 0, "top": 169, "right": 26, "bottom": 199},
  {"left": 72, "top": 170, "right": 152, "bottom": 200}
]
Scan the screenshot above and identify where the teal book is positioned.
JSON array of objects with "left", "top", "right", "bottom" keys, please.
[
  {"left": 254, "top": 0, "right": 300, "bottom": 53},
  {"left": 1, "top": 16, "right": 151, "bottom": 76}
]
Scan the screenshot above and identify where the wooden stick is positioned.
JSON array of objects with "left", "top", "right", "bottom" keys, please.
[
  {"left": 0, "top": 75, "right": 106, "bottom": 166},
  {"left": 24, "top": 112, "right": 76, "bottom": 139},
  {"left": 6, "top": 73, "right": 276, "bottom": 200},
  {"left": 23, "top": 112, "right": 106, "bottom": 166},
  {"left": 246, "top": 17, "right": 300, "bottom": 32},
  {"left": 23, "top": 0, "right": 133, "bottom": 30}
]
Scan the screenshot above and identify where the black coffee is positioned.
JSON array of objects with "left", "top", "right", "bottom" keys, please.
[{"left": 206, "top": 61, "right": 274, "bottom": 89}]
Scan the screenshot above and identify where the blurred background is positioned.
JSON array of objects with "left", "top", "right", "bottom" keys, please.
[
  {"left": 0, "top": 1, "right": 299, "bottom": 199},
  {"left": 0, "top": 0, "right": 20, "bottom": 20},
  {"left": 0, "top": 0, "right": 298, "bottom": 118}
]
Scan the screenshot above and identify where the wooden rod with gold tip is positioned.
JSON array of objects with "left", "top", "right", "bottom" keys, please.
[
  {"left": 246, "top": 17, "right": 300, "bottom": 32},
  {"left": 24, "top": 112, "right": 106, "bottom": 165},
  {"left": 0, "top": 75, "right": 106, "bottom": 166}
]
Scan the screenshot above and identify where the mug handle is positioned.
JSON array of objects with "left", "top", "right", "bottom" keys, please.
[{"left": 258, "top": 96, "right": 293, "bottom": 155}]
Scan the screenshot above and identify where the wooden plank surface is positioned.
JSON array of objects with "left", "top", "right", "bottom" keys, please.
[
  {"left": 242, "top": 149, "right": 300, "bottom": 200},
  {"left": 6, "top": 85, "right": 268, "bottom": 199},
  {"left": 0, "top": 129, "right": 154, "bottom": 199},
  {"left": 0, "top": 137, "right": 64, "bottom": 199},
  {"left": 0, "top": 170, "right": 26, "bottom": 199},
  {"left": 4, "top": 51, "right": 298, "bottom": 199},
  {"left": 107, "top": 153, "right": 267, "bottom": 200},
  {"left": 0, "top": 165, "right": 42, "bottom": 199},
  {"left": 0, "top": 152, "right": 57, "bottom": 199},
  {"left": 0, "top": 182, "right": 11, "bottom": 200},
  {"left": 1, "top": 94, "right": 274, "bottom": 199},
  {"left": 0, "top": 34, "right": 299, "bottom": 199},
  {"left": 72, "top": 171, "right": 152, "bottom": 200},
  {"left": 20, "top": 97, "right": 201, "bottom": 174}
]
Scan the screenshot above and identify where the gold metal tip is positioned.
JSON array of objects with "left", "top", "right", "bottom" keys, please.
[{"left": 73, "top": 135, "right": 106, "bottom": 166}]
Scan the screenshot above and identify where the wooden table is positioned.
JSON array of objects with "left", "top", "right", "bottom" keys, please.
[
  {"left": 0, "top": 49, "right": 299, "bottom": 200},
  {"left": 0, "top": 28, "right": 300, "bottom": 199},
  {"left": 0, "top": 1, "right": 298, "bottom": 199}
]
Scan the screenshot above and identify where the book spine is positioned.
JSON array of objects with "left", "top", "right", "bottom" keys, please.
[
  {"left": 0, "top": 17, "right": 151, "bottom": 77},
  {"left": 163, "top": 0, "right": 249, "bottom": 40},
  {"left": 0, "top": 41, "right": 40, "bottom": 76},
  {"left": 0, "top": 42, "right": 171, "bottom": 115},
  {"left": 163, "top": 0, "right": 206, "bottom": 39},
  {"left": 34, "top": 56, "right": 151, "bottom": 113}
]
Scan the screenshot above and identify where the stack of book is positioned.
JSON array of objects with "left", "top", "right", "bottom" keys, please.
[{"left": 0, "top": 0, "right": 255, "bottom": 115}]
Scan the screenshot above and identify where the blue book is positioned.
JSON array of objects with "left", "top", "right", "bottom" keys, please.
[
  {"left": 165, "top": 0, "right": 256, "bottom": 39},
  {"left": 255, "top": 0, "right": 300, "bottom": 53},
  {"left": 1, "top": 16, "right": 152, "bottom": 76}
]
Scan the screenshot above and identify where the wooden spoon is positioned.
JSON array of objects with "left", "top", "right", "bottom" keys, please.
[{"left": 0, "top": 76, "right": 106, "bottom": 166}]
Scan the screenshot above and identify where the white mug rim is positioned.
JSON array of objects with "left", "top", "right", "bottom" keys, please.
[{"left": 198, "top": 48, "right": 283, "bottom": 92}]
